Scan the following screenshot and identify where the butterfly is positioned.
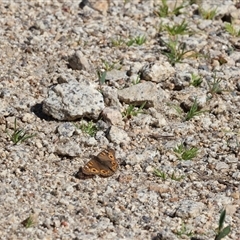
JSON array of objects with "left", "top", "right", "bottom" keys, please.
[{"left": 82, "top": 149, "right": 118, "bottom": 177}]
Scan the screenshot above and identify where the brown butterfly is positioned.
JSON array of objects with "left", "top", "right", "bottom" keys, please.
[{"left": 82, "top": 149, "right": 118, "bottom": 177}]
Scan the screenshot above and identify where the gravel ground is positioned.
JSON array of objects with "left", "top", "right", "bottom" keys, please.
[{"left": 0, "top": 0, "right": 240, "bottom": 239}]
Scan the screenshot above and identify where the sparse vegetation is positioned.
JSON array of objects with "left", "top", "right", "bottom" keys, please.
[
  {"left": 111, "top": 35, "right": 146, "bottom": 47},
  {"left": 76, "top": 120, "right": 98, "bottom": 137},
  {"left": 132, "top": 74, "right": 141, "bottom": 85},
  {"left": 207, "top": 75, "right": 223, "bottom": 96},
  {"left": 126, "top": 35, "right": 147, "bottom": 46},
  {"left": 175, "top": 223, "right": 193, "bottom": 237},
  {"left": 161, "top": 38, "right": 192, "bottom": 66},
  {"left": 190, "top": 73, "right": 202, "bottom": 87},
  {"left": 199, "top": 7, "right": 218, "bottom": 20},
  {"left": 111, "top": 36, "right": 125, "bottom": 47},
  {"left": 156, "top": 0, "right": 185, "bottom": 17},
  {"left": 97, "top": 69, "right": 107, "bottom": 87},
  {"left": 215, "top": 209, "right": 231, "bottom": 240},
  {"left": 184, "top": 98, "right": 206, "bottom": 121},
  {"left": 122, "top": 102, "right": 146, "bottom": 119},
  {"left": 162, "top": 20, "right": 191, "bottom": 36},
  {"left": 22, "top": 215, "right": 35, "bottom": 228},
  {"left": 224, "top": 23, "right": 240, "bottom": 37},
  {"left": 101, "top": 59, "right": 121, "bottom": 71},
  {"left": 174, "top": 143, "right": 199, "bottom": 160},
  {"left": 153, "top": 169, "right": 167, "bottom": 180},
  {"left": 6, "top": 118, "right": 36, "bottom": 145},
  {"left": 154, "top": 169, "right": 184, "bottom": 181}
]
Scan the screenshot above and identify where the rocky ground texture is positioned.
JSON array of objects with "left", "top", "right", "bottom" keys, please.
[{"left": 0, "top": 0, "right": 240, "bottom": 239}]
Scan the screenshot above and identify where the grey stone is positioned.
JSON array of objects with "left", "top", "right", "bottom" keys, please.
[
  {"left": 107, "top": 125, "right": 130, "bottom": 145},
  {"left": 105, "top": 69, "right": 127, "bottom": 81},
  {"left": 139, "top": 61, "right": 175, "bottom": 83},
  {"left": 54, "top": 140, "right": 82, "bottom": 157},
  {"left": 101, "top": 107, "right": 124, "bottom": 127},
  {"left": 68, "top": 50, "right": 91, "bottom": 71},
  {"left": 57, "top": 122, "right": 76, "bottom": 137},
  {"left": 118, "top": 82, "right": 158, "bottom": 107},
  {"left": 43, "top": 81, "right": 104, "bottom": 120},
  {"left": 175, "top": 200, "right": 205, "bottom": 218}
]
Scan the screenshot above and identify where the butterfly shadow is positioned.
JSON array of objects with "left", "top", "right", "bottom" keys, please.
[{"left": 75, "top": 167, "right": 94, "bottom": 180}]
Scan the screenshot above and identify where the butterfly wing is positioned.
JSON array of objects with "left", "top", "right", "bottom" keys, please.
[
  {"left": 82, "top": 149, "right": 118, "bottom": 177},
  {"left": 97, "top": 149, "right": 118, "bottom": 173}
]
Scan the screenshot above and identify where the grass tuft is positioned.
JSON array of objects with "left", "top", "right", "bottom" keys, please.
[
  {"left": 174, "top": 143, "right": 199, "bottom": 160},
  {"left": 6, "top": 118, "right": 36, "bottom": 145},
  {"left": 122, "top": 102, "right": 146, "bottom": 120},
  {"left": 75, "top": 120, "right": 98, "bottom": 137}
]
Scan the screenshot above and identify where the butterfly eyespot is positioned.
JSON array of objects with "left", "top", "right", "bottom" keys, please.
[{"left": 91, "top": 168, "right": 98, "bottom": 173}]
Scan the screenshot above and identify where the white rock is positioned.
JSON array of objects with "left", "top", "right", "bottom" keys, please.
[{"left": 43, "top": 81, "right": 104, "bottom": 120}]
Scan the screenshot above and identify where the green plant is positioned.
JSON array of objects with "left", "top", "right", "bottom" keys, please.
[
  {"left": 6, "top": 118, "right": 36, "bottom": 145},
  {"left": 153, "top": 169, "right": 167, "bottom": 180},
  {"left": 154, "top": 169, "right": 184, "bottom": 181},
  {"left": 184, "top": 98, "right": 206, "bottom": 121},
  {"left": 175, "top": 223, "right": 193, "bottom": 237},
  {"left": 167, "top": 102, "right": 184, "bottom": 116},
  {"left": 174, "top": 143, "right": 199, "bottom": 160},
  {"left": 132, "top": 74, "right": 141, "bottom": 85},
  {"left": 101, "top": 59, "right": 121, "bottom": 71},
  {"left": 163, "top": 20, "right": 190, "bottom": 36},
  {"left": 215, "top": 209, "right": 231, "bottom": 240},
  {"left": 22, "top": 215, "right": 35, "bottom": 228},
  {"left": 126, "top": 35, "right": 146, "bottom": 46},
  {"left": 97, "top": 70, "right": 107, "bottom": 87},
  {"left": 170, "top": 172, "right": 185, "bottom": 181},
  {"left": 190, "top": 73, "right": 202, "bottom": 87},
  {"left": 156, "top": 0, "right": 185, "bottom": 17},
  {"left": 224, "top": 23, "right": 240, "bottom": 37},
  {"left": 161, "top": 38, "right": 192, "bottom": 66},
  {"left": 199, "top": 7, "right": 218, "bottom": 20},
  {"left": 111, "top": 36, "right": 125, "bottom": 47},
  {"left": 122, "top": 102, "right": 146, "bottom": 119},
  {"left": 76, "top": 120, "right": 98, "bottom": 137},
  {"left": 207, "top": 75, "right": 223, "bottom": 95}
]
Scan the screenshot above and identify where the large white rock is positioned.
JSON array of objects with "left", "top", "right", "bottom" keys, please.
[{"left": 43, "top": 81, "right": 104, "bottom": 120}]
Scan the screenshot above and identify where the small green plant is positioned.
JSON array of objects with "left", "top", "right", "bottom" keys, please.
[
  {"left": 6, "top": 118, "right": 36, "bottom": 145},
  {"left": 76, "top": 120, "right": 98, "bottom": 137},
  {"left": 157, "top": 0, "right": 169, "bottom": 17},
  {"left": 132, "top": 74, "right": 141, "bottom": 85},
  {"left": 101, "top": 59, "right": 121, "bottom": 71},
  {"left": 199, "top": 7, "right": 218, "bottom": 20},
  {"left": 161, "top": 38, "right": 192, "bottom": 66},
  {"left": 167, "top": 102, "right": 184, "bottom": 117},
  {"left": 154, "top": 169, "right": 184, "bottom": 181},
  {"left": 190, "top": 73, "right": 202, "bottom": 87},
  {"left": 111, "top": 36, "right": 125, "bottom": 47},
  {"left": 215, "top": 209, "right": 231, "bottom": 240},
  {"left": 207, "top": 75, "right": 223, "bottom": 95},
  {"left": 126, "top": 35, "right": 146, "bottom": 46},
  {"left": 184, "top": 98, "right": 206, "bottom": 121},
  {"left": 163, "top": 20, "right": 190, "bottom": 36},
  {"left": 174, "top": 143, "right": 199, "bottom": 160},
  {"left": 156, "top": 0, "right": 185, "bottom": 17},
  {"left": 169, "top": 172, "right": 185, "bottom": 181},
  {"left": 175, "top": 223, "right": 193, "bottom": 237},
  {"left": 153, "top": 169, "right": 167, "bottom": 180},
  {"left": 122, "top": 102, "right": 146, "bottom": 119},
  {"left": 22, "top": 215, "right": 35, "bottom": 228},
  {"left": 97, "top": 70, "right": 107, "bottom": 87},
  {"left": 224, "top": 23, "right": 240, "bottom": 37}
]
